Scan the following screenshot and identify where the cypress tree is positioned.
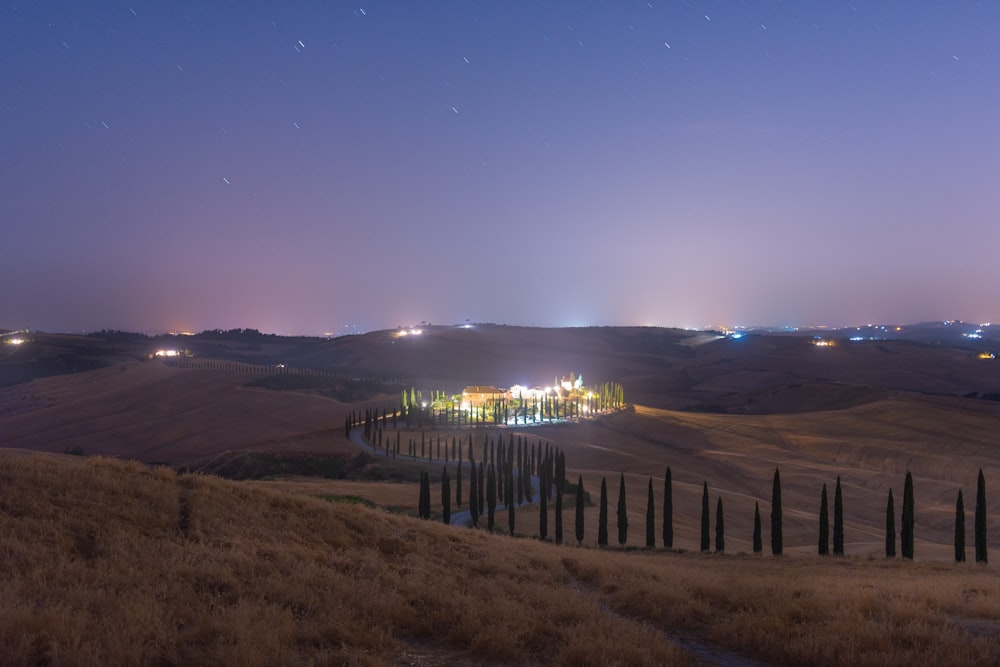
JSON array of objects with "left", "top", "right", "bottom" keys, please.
[
  {"left": 833, "top": 476, "right": 844, "bottom": 556},
  {"left": 469, "top": 464, "right": 479, "bottom": 527},
  {"left": 486, "top": 465, "right": 497, "bottom": 531},
  {"left": 715, "top": 496, "right": 725, "bottom": 552},
  {"left": 478, "top": 461, "right": 485, "bottom": 514},
  {"left": 646, "top": 477, "right": 655, "bottom": 548},
  {"left": 771, "top": 468, "right": 783, "bottom": 555},
  {"left": 976, "top": 469, "right": 988, "bottom": 564},
  {"left": 555, "top": 483, "right": 564, "bottom": 545},
  {"left": 700, "top": 481, "right": 710, "bottom": 552},
  {"left": 539, "top": 484, "right": 548, "bottom": 541},
  {"left": 885, "top": 488, "right": 896, "bottom": 558},
  {"left": 598, "top": 477, "right": 609, "bottom": 547},
  {"left": 752, "top": 502, "right": 762, "bottom": 554},
  {"left": 955, "top": 489, "right": 966, "bottom": 563},
  {"left": 818, "top": 483, "right": 830, "bottom": 556},
  {"left": 441, "top": 467, "right": 451, "bottom": 525},
  {"left": 901, "top": 471, "right": 914, "bottom": 560},
  {"left": 506, "top": 470, "right": 514, "bottom": 535},
  {"left": 575, "top": 475, "right": 585, "bottom": 545},
  {"left": 663, "top": 466, "right": 673, "bottom": 548},
  {"left": 419, "top": 471, "right": 430, "bottom": 520},
  {"left": 617, "top": 473, "right": 628, "bottom": 546},
  {"left": 456, "top": 460, "right": 463, "bottom": 508}
]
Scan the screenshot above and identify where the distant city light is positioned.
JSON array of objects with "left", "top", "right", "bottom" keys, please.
[
  {"left": 812, "top": 339, "right": 834, "bottom": 347},
  {"left": 154, "top": 349, "right": 179, "bottom": 357},
  {"left": 978, "top": 352, "right": 995, "bottom": 360},
  {"left": 7, "top": 338, "right": 25, "bottom": 345},
  {"left": 394, "top": 327, "right": 424, "bottom": 338}
]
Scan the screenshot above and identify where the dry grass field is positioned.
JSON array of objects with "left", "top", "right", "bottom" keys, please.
[
  {"left": 2, "top": 451, "right": 1000, "bottom": 666},
  {"left": 3, "top": 325, "right": 1000, "bottom": 663},
  {"left": 0, "top": 362, "right": 353, "bottom": 467}
]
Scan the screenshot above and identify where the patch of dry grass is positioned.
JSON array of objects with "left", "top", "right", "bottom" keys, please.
[
  {"left": 2, "top": 451, "right": 999, "bottom": 665},
  {"left": 0, "top": 452, "right": 696, "bottom": 666}
]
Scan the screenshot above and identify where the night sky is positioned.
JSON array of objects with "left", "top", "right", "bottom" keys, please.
[{"left": 4, "top": 2, "right": 998, "bottom": 335}]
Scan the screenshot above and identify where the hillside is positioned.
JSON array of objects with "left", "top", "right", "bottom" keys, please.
[
  {"left": 2, "top": 451, "right": 999, "bottom": 666},
  {"left": 0, "top": 362, "right": 351, "bottom": 467}
]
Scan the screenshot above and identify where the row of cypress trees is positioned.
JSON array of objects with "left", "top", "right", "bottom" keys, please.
[{"left": 419, "top": 461, "right": 988, "bottom": 562}]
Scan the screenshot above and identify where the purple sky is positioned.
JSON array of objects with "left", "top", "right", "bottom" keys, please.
[{"left": 3, "top": 2, "right": 999, "bottom": 334}]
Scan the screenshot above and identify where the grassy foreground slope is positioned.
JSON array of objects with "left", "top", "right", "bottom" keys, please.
[{"left": 3, "top": 452, "right": 1000, "bottom": 666}]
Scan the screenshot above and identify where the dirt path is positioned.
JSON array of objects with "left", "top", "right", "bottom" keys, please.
[{"left": 562, "top": 562, "right": 771, "bottom": 667}]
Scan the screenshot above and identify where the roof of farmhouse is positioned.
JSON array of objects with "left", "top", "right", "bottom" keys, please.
[{"left": 462, "top": 386, "right": 504, "bottom": 394}]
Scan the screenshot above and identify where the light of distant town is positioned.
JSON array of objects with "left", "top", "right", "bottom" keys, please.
[
  {"left": 8, "top": 338, "right": 25, "bottom": 345},
  {"left": 154, "top": 349, "right": 179, "bottom": 357}
]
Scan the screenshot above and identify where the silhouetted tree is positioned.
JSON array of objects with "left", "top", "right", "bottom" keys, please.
[
  {"left": 575, "top": 475, "right": 585, "bottom": 545},
  {"left": 976, "top": 469, "right": 988, "bottom": 564},
  {"left": 818, "top": 483, "right": 830, "bottom": 556},
  {"left": 646, "top": 478, "right": 655, "bottom": 548},
  {"left": 418, "top": 471, "right": 431, "bottom": 520},
  {"left": 555, "top": 483, "right": 564, "bottom": 545},
  {"left": 833, "top": 476, "right": 844, "bottom": 556},
  {"left": 539, "top": 483, "right": 548, "bottom": 541},
  {"left": 486, "top": 465, "right": 497, "bottom": 531},
  {"left": 508, "top": 492, "right": 516, "bottom": 535},
  {"left": 617, "top": 473, "right": 628, "bottom": 546},
  {"left": 715, "top": 496, "right": 725, "bottom": 552},
  {"left": 955, "top": 489, "right": 966, "bottom": 563},
  {"left": 478, "top": 462, "right": 485, "bottom": 515},
  {"left": 886, "top": 489, "right": 896, "bottom": 558},
  {"left": 901, "top": 471, "right": 914, "bottom": 559},
  {"left": 469, "top": 464, "right": 479, "bottom": 527},
  {"left": 441, "top": 467, "right": 451, "bottom": 525},
  {"left": 753, "top": 502, "right": 762, "bottom": 554},
  {"left": 456, "top": 461, "right": 463, "bottom": 508},
  {"left": 700, "top": 482, "right": 710, "bottom": 552},
  {"left": 663, "top": 466, "right": 673, "bottom": 548},
  {"left": 771, "top": 468, "right": 783, "bottom": 555},
  {"left": 598, "top": 477, "right": 609, "bottom": 547}
]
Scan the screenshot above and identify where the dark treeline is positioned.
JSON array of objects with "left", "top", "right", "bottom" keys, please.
[{"left": 411, "top": 456, "right": 989, "bottom": 564}]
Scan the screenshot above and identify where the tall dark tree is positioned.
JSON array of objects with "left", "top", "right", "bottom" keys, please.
[
  {"left": 715, "top": 496, "right": 725, "bottom": 552},
  {"left": 441, "top": 467, "right": 451, "bottom": 525},
  {"left": 469, "top": 464, "right": 479, "bottom": 527},
  {"left": 901, "top": 471, "right": 914, "bottom": 560},
  {"left": 478, "top": 462, "right": 485, "bottom": 516},
  {"left": 955, "top": 489, "right": 966, "bottom": 563},
  {"left": 555, "top": 483, "right": 564, "bottom": 545},
  {"left": 539, "top": 483, "right": 548, "bottom": 541},
  {"left": 455, "top": 461, "right": 463, "bottom": 508},
  {"left": 700, "top": 482, "right": 711, "bottom": 552},
  {"left": 818, "top": 483, "right": 830, "bottom": 556},
  {"left": 771, "top": 468, "right": 783, "bottom": 555},
  {"left": 575, "top": 475, "right": 585, "bottom": 545},
  {"left": 976, "top": 469, "right": 988, "bottom": 564},
  {"left": 617, "top": 473, "right": 628, "bottom": 546},
  {"left": 885, "top": 488, "right": 896, "bottom": 558},
  {"left": 418, "top": 471, "right": 431, "bottom": 520},
  {"left": 508, "top": 491, "right": 516, "bottom": 535},
  {"left": 663, "top": 466, "right": 673, "bottom": 549},
  {"left": 598, "top": 477, "right": 609, "bottom": 547},
  {"left": 646, "top": 478, "right": 655, "bottom": 548},
  {"left": 752, "top": 502, "right": 762, "bottom": 554},
  {"left": 833, "top": 476, "right": 844, "bottom": 556},
  {"left": 486, "top": 465, "right": 497, "bottom": 531}
]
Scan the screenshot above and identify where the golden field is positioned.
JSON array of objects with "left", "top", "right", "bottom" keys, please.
[{"left": 2, "top": 451, "right": 999, "bottom": 666}]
